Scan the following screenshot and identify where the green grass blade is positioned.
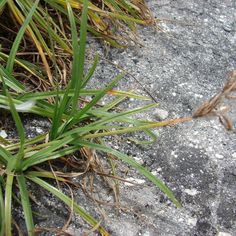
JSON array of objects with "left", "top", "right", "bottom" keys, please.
[
  {"left": 0, "top": 77, "right": 25, "bottom": 170},
  {"left": 0, "top": 95, "right": 55, "bottom": 118},
  {"left": 0, "top": 180, "right": 4, "bottom": 236},
  {"left": 22, "top": 146, "right": 78, "bottom": 171},
  {"left": 67, "top": 0, "right": 88, "bottom": 114},
  {"left": 0, "top": 52, "right": 44, "bottom": 82},
  {"left": 81, "top": 54, "right": 99, "bottom": 88},
  {"left": 0, "top": 66, "right": 25, "bottom": 92},
  {"left": 16, "top": 175, "right": 35, "bottom": 236},
  {"left": 128, "top": 129, "right": 157, "bottom": 145},
  {"left": 88, "top": 103, "right": 157, "bottom": 127},
  {"left": 4, "top": 173, "right": 14, "bottom": 236},
  {"left": 63, "top": 72, "right": 125, "bottom": 131},
  {"left": 0, "top": 0, "right": 7, "bottom": 11},
  {"left": 0, "top": 146, "right": 11, "bottom": 166},
  {"left": 27, "top": 176, "right": 109, "bottom": 236},
  {"left": 78, "top": 140, "right": 181, "bottom": 208},
  {"left": 6, "top": 0, "right": 39, "bottom": 74},
  {"left": 18, "top": 89, "right": 147, "bottom": 101}
]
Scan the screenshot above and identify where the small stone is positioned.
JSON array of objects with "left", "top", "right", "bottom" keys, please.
[
  {"left": 187, "top": 217, "right": 197, "bottom": 226},
  {"left": 124, "top": 178, "right": 145, "bottom": 186},
  {"left": 232, "top": 153, "right": 236, "bottom": 159},
  {"left": 0, "top": 130, "right": 7, "bottom": 138},
  {"left": 223, "top": 25, "right": 232, "bottom": 32},
  {"left": 184, "top": 188, "right": 199, "bottom": 196},
  {"left": 151, "top": 170, "right": 157, "bottom": 176},
  {"left": 215, "top": 154, "right": 224, "bottom": 159},
  {"left": 143, "top": 232, "right": 150, "bottom": 236},
  {"left": 36, "top": 127, "right": 43, "bottom": 134},
  {"left": 132, "top": 58, "right": 139, "bottom": 64},
  {"left": 218, "top": 232, "right": 232, "bottom": 236},
  {"left": 154, "top": 108, "right": 169, "bottom": 120},
  {"left": 133, "top": 156, "right": 144, "bottom": 165}
]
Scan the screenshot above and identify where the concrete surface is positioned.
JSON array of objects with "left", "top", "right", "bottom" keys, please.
[{"left": 22, "top": 0, "right": 236, "bottom": 235}]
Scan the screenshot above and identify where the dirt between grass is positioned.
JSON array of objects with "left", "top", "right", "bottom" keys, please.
[{"left": 12, "top": 0, "right": 236, "bottom": 235}]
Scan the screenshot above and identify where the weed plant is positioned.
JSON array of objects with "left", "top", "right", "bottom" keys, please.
[{"left": 0, "top": 0, "right": 182, "bottom": 235}]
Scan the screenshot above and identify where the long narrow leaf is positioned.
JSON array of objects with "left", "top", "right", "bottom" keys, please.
[
  {"left": 0, "top": 180, "right": 4, "bottom": 236},
  {"left": 0, "top": 74, "right": 25, "bottom": 169},
  {"left": 78, "top": 140, "right": 181, "bottom": 207},
  {"left": 67, "top": 1, "right": 85, "bottom": 114},
  {"left": 82, "top": 54, "right": 99, "bottom": 88},
  {"left": 6, "top": 0, "right": 39, "bottom": 74},
  {"left": 17, "top": 175, "right": 34, "bottom": 236},
  {"left": 0, "top": 66, "right": 25, "bottom": 92},
  {"left": 28, "top": 176, "right": 109, "bottom": 236},
  {"left": 4, "top": 173, "right": 14, "bottom": 236}
]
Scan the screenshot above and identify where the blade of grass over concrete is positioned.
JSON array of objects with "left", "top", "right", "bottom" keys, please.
[
  {"left": 18, "top": 89, "right": 149, "bottom": 101},
  {"left": 0, "top": 74, "right": 25, "bottom": 171},
  {"left": 4, "top": 174, "right": 14, "bottom": 236},
  {"left": 0, "top": 180, "right": 4, "bottom": 236},
  {"left": 82, "top": 54, "right": 99, "bottom": 88},
  {"left": 17, "top": 175, "right": 34, "bottom": 236},
  {"left": 28, "top": 176, "right": 109, "bottom": 236},
  {"left": 78, "top": 140, "right": 182, "bottom": 208},
  {"left": 67, "top": 0, "right": 88, "bottom": 115}
]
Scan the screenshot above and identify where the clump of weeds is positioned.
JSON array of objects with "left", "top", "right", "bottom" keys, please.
[{"left": 0, "top": 1, "right": 181, "bottom": 235}]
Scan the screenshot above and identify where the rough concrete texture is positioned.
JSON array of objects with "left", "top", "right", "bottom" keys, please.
[{"left": 25, "top": 0, "right": 236, "bottom": 235}]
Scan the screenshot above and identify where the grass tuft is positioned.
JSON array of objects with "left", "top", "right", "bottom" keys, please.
[{"left": 0, "top": 0, "right": 189, "bottom": 235}]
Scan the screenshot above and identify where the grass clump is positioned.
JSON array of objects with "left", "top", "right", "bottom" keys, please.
[
  {"left": 0, "top": 0, "right": 155, "bottom": 87},
  {"left": 0, "top": 0, "right": 185, "bottom": 235}
]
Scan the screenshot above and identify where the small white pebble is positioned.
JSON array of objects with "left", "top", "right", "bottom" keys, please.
[
  {"left": 218, "top": 232, "right": 232, "bottom": 236},
  {"left": 124, "top": 178, "right": 145, "bottom": 186},
  {"left": 142, "top": 232, "right": 150, "bottom": 236},
  {"left": 36, "top": 127, "right": 43, "bottom": 134},
  {"left": 153, "top": 108, "right": 169, "bottom": 120},
  {"left": 184, "top": 188, "right": 199, "bottom": 196},
  {"left": 187, "top": 217, "right": 197, "bottom": 226},
  {"left": 151, "top": 171, "right": 157, "bottom": 175},
  {"left": 133, "top": 156, "right": 144, "bottom": 165},
  {"left": 215, "top": 154, "right": 224, "bottom": 159},
  {"left": 0, "top": 130, "right": 7, "bottom": 138}
]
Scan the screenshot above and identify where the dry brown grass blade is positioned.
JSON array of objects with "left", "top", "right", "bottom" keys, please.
[
  {"left": 193, "top": 70, "right": 236, "bottom": 130},
  {"left": 12, "top": 218, "right": 24, "bottom": 236},
  {"left": 223, "top": 70, "right": 236, "bottom": 92},
  {"left": 193, "top": 92, "right": 223, "bottom": 118},
  {"left": 132, "top": 0, "right": 155, "bottom": 23},
  {"left": 218, "top": 114, "right": 233, "bottom": 131},
  {"left": 59, "top": 183, "right": 74, "bottom": 236}
]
